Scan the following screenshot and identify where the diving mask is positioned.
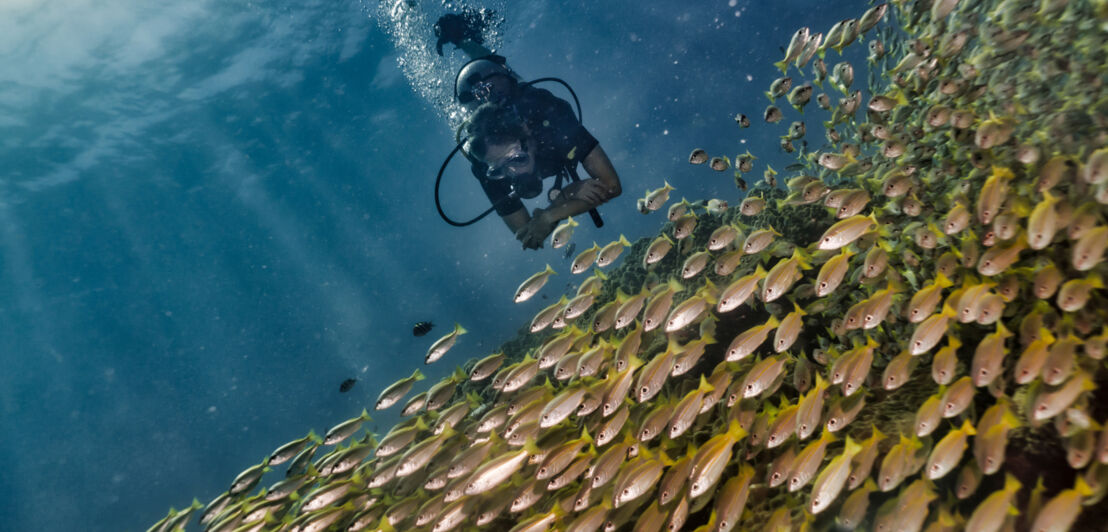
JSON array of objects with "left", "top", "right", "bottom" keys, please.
[{"left": 486, "top": 145, "right": 531, "bottom": 181}]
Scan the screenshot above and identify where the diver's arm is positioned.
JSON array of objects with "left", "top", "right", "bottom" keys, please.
[
  {"left": 515, "top": 187, "right": 609, "bottom": 250},
  {"left": 436, "top": 14, "right": 495, "bottom": 58},
  {"left": 512, "top": 146, "right": 622, "bottom": 250},
  {"left": 580, "top": 144, "right": 622, "bottom": 199},
  {"left": 547, "top": 144, "right": 622, "bottom": 211},
  {"left": 516, "top": 196, "right": 598, "bottom": 248},
  {"left": 536, "top": 185, "right": 611, "bottom": 228},
  {"left": 509, "top": 207, "right": 554, "bottom": 250},
  {"left": 501, "top": 207, "right": 531, "bottom": 235},
  {"left": 459, "top": 41, "right": 495, "bottom": 59},
  {"left": 535, "top": 145, "right": 622, "bottom": 225}
]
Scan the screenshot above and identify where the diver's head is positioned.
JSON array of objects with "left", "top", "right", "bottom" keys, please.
[
  {"left": 483, "top": 138, "right": 535, "bottom": 179},
  {"left": 455, "top": 57, "right": 517, "bottom": 110},
  {"left": 480, "top": 138, "right": 541, "bottom": 199},
  {"left": 463, "top": 104, "right": 541, "bottom": 199}
]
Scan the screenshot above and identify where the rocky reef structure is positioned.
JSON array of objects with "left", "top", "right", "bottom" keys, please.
[{"left": 148, "top": 1, "right": 1108, "bottom": 531}]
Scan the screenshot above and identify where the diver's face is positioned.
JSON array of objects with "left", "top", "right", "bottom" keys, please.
[{"left": 483, "top": 139, "right": 535, "bottom": 181}]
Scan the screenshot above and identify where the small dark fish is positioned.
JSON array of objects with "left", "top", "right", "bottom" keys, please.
[
  {"left": 413, "top": 321, "right": 434, "bottom": 337},
  {"left": 785, "top": 163, "right": 806, "bottom": 172},
  {"left": 563, "top": 242, "right": 577, "bottom": 259},
  {"left": 339, "top": 378, "right": 357, "bottom": 393}
]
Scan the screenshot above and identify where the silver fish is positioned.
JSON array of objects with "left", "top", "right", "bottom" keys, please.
[
  {"left": 925, "top": 419, "right": 976, "bottom": 480},
  {"left": 809, "top": 436, "right": 863, "bottom": 514},
  {"left": 514, "top": 265, "right": 556, "bottom": 303}
]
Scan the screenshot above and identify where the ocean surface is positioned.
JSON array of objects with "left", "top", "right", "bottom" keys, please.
[{"left": 1, "top": 1, "right": 884, "bottom": 530}]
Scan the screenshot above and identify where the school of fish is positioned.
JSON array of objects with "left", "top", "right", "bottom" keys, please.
[{"left": 147, "top": 1, "right": 1108, "bottom": 531}]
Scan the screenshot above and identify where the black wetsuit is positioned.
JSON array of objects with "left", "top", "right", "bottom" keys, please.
[{"left": 469, "top": 86, "right": 599, "bottom": 216}]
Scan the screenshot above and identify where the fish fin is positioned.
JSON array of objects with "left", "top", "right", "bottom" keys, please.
[
  {"left": 960, "top": 418, "right": 977, "bottom": 436},
  {"left": 698, "top": 374, "right": 715, "bottom": 394},
  {"left": 1077, "top": 475, "right": 1095, "bottom": 496},
  {"left": 307, "top": 430, "right": 323, "bottom": 444},
  {"left": 844, "top": 436, "right": 863, "bottom": 457},
  {"left": 726, "top": 419, "right": 749, "bottom": 442},
  {"left": 376, "top": 516, "right": 398, "bottom": 532}
]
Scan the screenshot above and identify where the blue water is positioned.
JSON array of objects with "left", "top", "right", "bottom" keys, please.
[{"left": 0, "top": 1, "right": 873, "bottom": 530}]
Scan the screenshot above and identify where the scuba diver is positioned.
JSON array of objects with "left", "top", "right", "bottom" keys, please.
[{"left": 434, "top": 13, "right": 622, "bottom": 250}]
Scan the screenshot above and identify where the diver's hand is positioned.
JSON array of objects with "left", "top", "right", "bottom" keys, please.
[
  {"left": 434, "top": 14, "right": 470, "bottom": 56},
  {"left": 561, "top": 179, "right": 610, "bottom": 206},
  {"left": 515, "top": 208, "right": 557, "bottom": 250}
]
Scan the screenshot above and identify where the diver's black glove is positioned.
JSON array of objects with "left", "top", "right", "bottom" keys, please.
[
  {"left": 434, "top": 13, "right": 485, "bottom": 56},
  {"left": 435, "top": 14, "right": 467, "bottom": 56}
]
